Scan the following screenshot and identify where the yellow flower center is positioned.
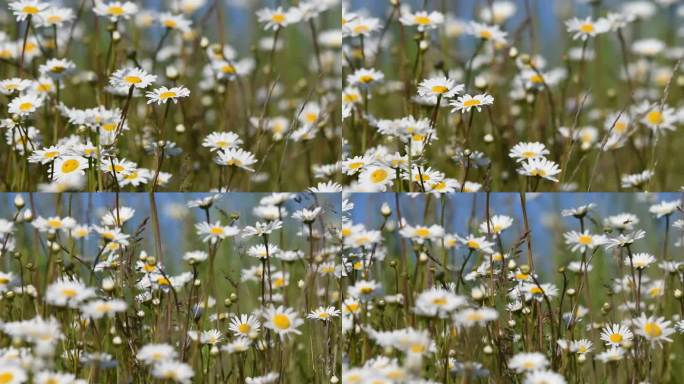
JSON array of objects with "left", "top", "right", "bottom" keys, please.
[
  {"left": 45, "top": 151, "right": 59, "bottom": 158},
  {"left": 0, "top": 372, "right": 15, "bottom": 384},
  {"left": 47, "top": 15, "right": 62, "bottom": 23},
  {"left": 410, "top": 343, "right": 426, "bottom": 353},
  {"left": 61, "top": 159, "right": 80, "bottom": 173},
  {"left": 19, "top": 102, "right": 33, "bottom": 112},
  {"left": 530, "top": 169, "right": 547, "bottom": 177},
  {"left": 163, "top": 19, "right": 177, "bottom": 28},
  {"left": 305, "top": 113, "right": 318, "bottom": 123},
  {"left": 370, "top": 169, "right": 388, "bottom": 183},
  {"left": 360, "top": 287, "right": 373, "bottom": 294},
  {"left": 159, "top": 91, "right": 177, "bottom": 100},
  {"left": 614, "top": 121, "right": 627, "bottom": 133},
  {"left": 609, "top": 333, "right": 623, "bottom": 343},
  {"left": 47, "top": 219, "right": 62, "bottom": 228},
  {"left": 530, "top": 74, "right": 544, "bottom": 84},
  {"left": 210, "top": 226, "right": 224, "bottom": 235},
  {"left": 414, "top": 15, "right": 431, "bottom": 25},
  {"left": 273, "top": 277, "right": 285, "bottom": 288},
  {"left": 578, "top": 234, "right": 592, "bottom": 245},
  {"left": 318, "top": 312, "right": 330, "bottom": 319},
  {"left": 51, "top": 66, "right": 65, "bottom": 73},
  {"left": 61, "top": 288, "right": 77, "bottom": 297},
  {"left": 102, "top": 123, "right": 116, "bottom": 132},
  {"left": 271, "top": 13, "right": 286, "bottom": 23},
  {"left": 467, "top": 240, "right": 480, "bottom": 249},
  {"left": 467, "top": 312, "right": 483, "bottom": 321},
  {"left": 432, "top": 297, "right": 447, "bottom": 306},
  {"left": 415, "top": 227, "right": 430, "bottom": 237},
  {"left": 530, "top": 286, "right": 543, "bottom": 294},
  {"left": 579, "top": 23, "right": 594, "bottom": 33},
  {"left": 353, "top": 25, "right": 369, "bottom": 33},
  {"left": 431, "top": 85, "right": 448, "bottom": 94},
  {"left": 341, "top": 227, "right": 351, "bottom": 237},
  {"left": 345, "top": 303, "right": 359, "bottom": 313},
  {"left": 480, "top": 30, "right": 493, "bottom": 39},
  {"left": 0, "top": 278, "right": 9, "bottom": 284},
  {"left": 343, "top": 93, "right": 359, "bottom": 103},
  {"left": 108, "top": 6, "right": 124, "bottom": 16},
  {"left": 273, "top": 313, "right": 291, "bottom": 329},
  {"left": 349, "top": 162, "right": 364, "bottom": 169},
  {"left": 644, "top": 322, "right": 662, "bottom": 337},
  {"left": 156, "top": 277, "right": 170, "bottom": 286},
  {"left": 432, "top": 181, "right": 446, "bottom": 191},
  {"left": 125, "top": 75, "right": 142, "bottom": 84},
  {"left": 646, "top": 111, "right": 663, "bottom": 125},
  {"left": 359, "top": 75, "right": 374, "bottom": 83},
  {"left": 515, "top": 272, "right": 529, "bottom": 280},
  {"left": 238, "top": 324, "right": 251, "bottom": 333},
  {"left": 463, "top": 99, "right": 481, "bottom": 108},
  {"left": 23, "top": 6, "right": 39, "bottom": 14},
  {"left": 221, "top": 65, "right": 235, "bottom": 74}
]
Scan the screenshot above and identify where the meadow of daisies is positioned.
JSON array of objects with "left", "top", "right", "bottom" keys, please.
[
  {"left": 0, "top": 192, "right": 341, "bottom": 383},
  {"left": 342, "top": 0, "right": 684, "bottom": 192},
  {"left": 342, "top": 192, "right": 684, "bottom": 383},
  {"left": 0, "top": 0, "right": 341, "bottom": 192}
]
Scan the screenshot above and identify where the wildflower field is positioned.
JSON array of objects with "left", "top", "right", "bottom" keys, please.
[
  {"left": 0, "top": 0, "right": 341, "bottom": 192},
  {"left": 4, "top": 0, "right": 684, "bottom": 383},
  {"left": 342, "top": 0, "right": 684, "bottom": 192},
  {"left": 342, "top": 193, "right": 684, "bottom": 383},
  {"left": 0, "top": 192, "right": 341, "bottom": 383}
]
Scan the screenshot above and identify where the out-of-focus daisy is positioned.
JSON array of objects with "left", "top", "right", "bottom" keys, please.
[
  {"left": 146, "top": 86, "right": 191, "bottom": 104},
  {"left": 414, "top": 287, "right": 466, "bottom": 318},
  {"left": 9, "top": 0, "right": 49, "bottom": 21},
  {"left": 509, "top": 142, "right": 550, "bottom": 162},
  {"left": 467, "top": 22, "right": 507, "bottom": 43},
  {"left": 93, "top": 1, "right": 138, "bottom": 22},
  {"left": 518, "top": 158, "right": 561, "bottom": 182},
  {"left": 508, "top": 352, "right": 548, "bottom": 372},
  {"left": 202, "top": 132, "right": 243, "bottom": 152},
  {"left": 565, "top": 17, "right": 610, "bottom": 40},
  {"left": 256, "top": 6, "right": 301, "bottom": 30},
  {"left": 450, "top": 93, "right": 494, "bottom": 113},
  {"left": 307, "top": 306, "right": 340, "bottom": 321},
  {"left": 136, "top": 343, "right": 178, "bottom": 365},
  {"left": 479, "top": 215, "right": 513, "bottom": 235},
  {"left": 215, "top": 148, "right": 257, "bottom": 172},
  {"left": 81, "top": 299, "right": 127, "bottom": 319},
  {"left": 347, "top": 68, "right": 384, "bottom": 87},
  {"left": 399, "top": 10, "right": 444, "bottom": 31},
  {"left": 649, "top": 200, "right": 680, "bottom": 218},
  {"left": 417, "top": 76, "right": 463, "bottom": 99},
  {"left": 151, "top": 361, "right": 194, "bottom": 383},
  {"left": 110, "top": 67, "right": 157, "bottom": 89},
  {"left": 626, "top": 252, "right": 656, "bottom": 269}
]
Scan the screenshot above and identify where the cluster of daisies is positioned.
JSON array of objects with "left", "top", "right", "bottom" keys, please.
[
  {"left": 0, "top": 192, "right": 341, "bottom": 383},
  {"left": 341, "top": 0, "right": 684, "bottom": 192},
  {"left": 1, "top": 0, "right": 341, "bottom": 192},
  {"left": 341, "top": 193, "right": 684, "bottom": 383}
]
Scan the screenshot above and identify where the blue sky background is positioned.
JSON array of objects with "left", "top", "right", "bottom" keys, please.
[
  {"left": 349, "top": 192, "right": 683, "bottom": 275},
  {"left": 1, "top": 193, "right": 340, "bottom": 272}
]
